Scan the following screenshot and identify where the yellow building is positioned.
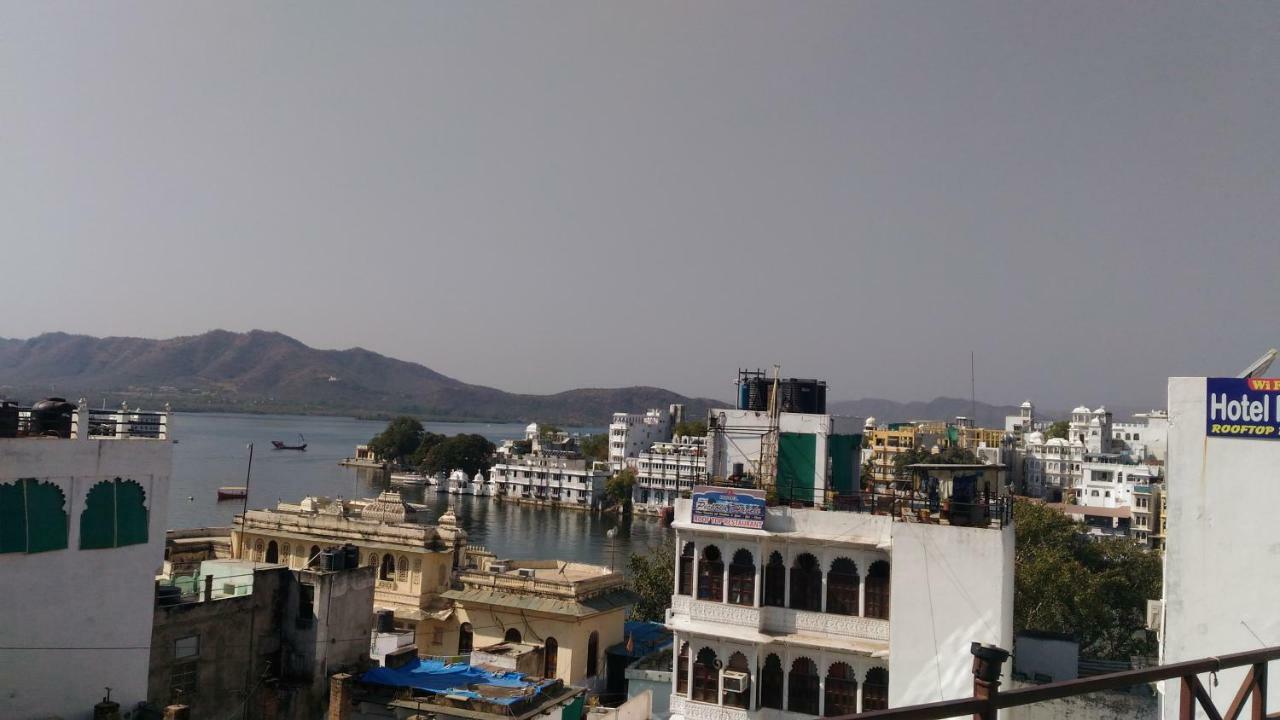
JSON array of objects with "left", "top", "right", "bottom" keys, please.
[
  {"left": 232, "top": 491, "right": 465, "bottom": 649},
  {"left": 863, "top": 426, "right": 918, "bottom": 484},
  {"left": 441, "top": 556, "right": 636, "bottom": 690}
]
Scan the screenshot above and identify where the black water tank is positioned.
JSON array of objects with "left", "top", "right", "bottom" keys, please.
[
  {"left": 0, "top": 401, "right": 18, "bottom": 438},
  {"left": 376, "top": 609, "right": 395, "bottom": 633},
  {"left": 92, "top": 699, "right": 121, "bottom": 720},
  {"left": 343, "top": 544, "right": 360, "bottom": 569},
  {"left": 318, "top": 550, "right": 336, "bottom": 571},
  {"left": 30, "top": 397, "right": 75, "bottom": 437},
  {"left": 156, "top": 584, "right": 182, "bottom": 607}
]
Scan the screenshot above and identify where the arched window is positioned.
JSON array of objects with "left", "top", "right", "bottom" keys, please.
[
  {"left": 723, "top": 652, "right": 750, "bottom": 708},
  {"left": 824, "top": 662, "right": 858, "bottom": 716},
  {"left": 459, "top": 622, "right": 473, "bottom": 654},
  {"left": 80, "top": 478, "right": 148, "bottom": 549},
  {"left": 587, "top": 630, "right": 600, "bottom": 677},
  {"left": 544, "top": 637, "right": 558, "bottom": 679},
  {"left": 728, "top": 549, "right": 755, "bottom": 606},
  {"left": 265, "top": 541, "right": 279, "bottom": 564},
  {"left": 0, "top": 479, "right": 68, "bottom": 554},
  {"left": 380, "top": 554, "right": 396, "bottom": 581},
  {"left": 787, "top": 657, "right": 820, "bottom": 715},
  {"left": 282, "top": 543, "right": 292, "bottom": 567},
  {"left": 864, "top": 667, "right": 889, "bottom": 710},
  {"left": 692, "top": 648, "right": 719, "bottom": 703},
  {"left": 759, "top": 654, "right": 783, "bottom": 709},
  {"left": 365, "top": 552, "right": 375, "bottom": 567},
  {"left": 865, "top": 560, "right": 891, "bottom": 620},
  {"left": 505, "top": 627, "right": 523, "bottom": 643},
  {"left": 826, "top": 557, "right": 860, "bottom": 616},
  {"left": 677, "top": 643, "right": 690, "bottom": 695},
  {"left": 790, "top": 553, "right": 822, "bottom": 611},
  {"left": 678, "top": 542, "right": 695, "bottom": 596},
  {"left": 698, "top": 545, "right": 724, "bottom": 601},
  {"left": 763, "top": 552, "right": 786, "bottom": 607},
  {"left": 398, "top": 555, "right": 409, "bottom": 582},
  {"left": 254, "top": 539, "right": 264, "bottom": 561}
]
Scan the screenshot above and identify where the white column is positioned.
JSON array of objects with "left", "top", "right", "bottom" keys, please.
[
  {"left": 673, "top": 531, "right": 682, "bottom": 596},
  {"left": 752, "top": 546, "right": 762, "bottom": 608},
  {"left": 783, "top": 547, "right": 791, "bottom": 608},
  {"left": 858, "top": 573, "right": 867, "bottom": 617},
  {"left": 688, "top": 638, "right": 697, "bottom": 701},
  {"left": 856, "top": 674, "right": 863, "bottom": 714},
  {"left": 671, "top": 632, "right": 681, "bottom": 697},
  {"left": 818, "top": 676, "right": 826, "bottom": 716},
  {"left": 691, "top": 541, "right": 700, "bottom": 600},
  {"left": 821, "top": 555, "right": 829, "bottom": 613},
  {"left": 749, "top": 646, "right": 759, "bottom": 712},
  {"left": 781, "top": 649, "right": 790, "bottom": 712},
  {"left": 722, "top": 556, "right": 729, "bottom": 604}
]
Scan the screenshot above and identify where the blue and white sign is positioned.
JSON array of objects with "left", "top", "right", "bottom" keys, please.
[
  {"left": 1206, "top": 377, "right": 1280, "bottom": 440},
  {"left": 691, "top": 485, "right": 766, "bottom": 529}
]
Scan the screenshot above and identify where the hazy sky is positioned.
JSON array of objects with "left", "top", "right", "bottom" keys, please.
[{"left": 3, "top": 2, "right": 1277, "bottom": 409}]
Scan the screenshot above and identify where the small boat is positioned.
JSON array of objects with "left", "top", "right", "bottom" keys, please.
[
  {"left": 390, "top": 472, "right": 428, "bottom": 487},
  {"left": 217, "top": 486, "right": 247, "bottom": 500},
  {"left": 272, "top": 434, "right": 307, "bottom": 451}
]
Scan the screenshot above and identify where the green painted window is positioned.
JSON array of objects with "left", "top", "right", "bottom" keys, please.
[
  {"left": 0, "top": 479, "right": 69, "bottom": 554},
  {"left": 80, "top": 478, "right": 149, "bottom": 549}
]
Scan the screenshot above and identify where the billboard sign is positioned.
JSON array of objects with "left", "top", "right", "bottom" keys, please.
[
  {"left": 1206, "top": 377, "right": 1280, "bottom": 440},
  {"left": 691, "top": 485, "right": 766, "bottom": 529}
]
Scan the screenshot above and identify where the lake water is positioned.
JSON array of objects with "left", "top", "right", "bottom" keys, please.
[{"left": 167, "top": 412, "right": 667, "bottom": 567}]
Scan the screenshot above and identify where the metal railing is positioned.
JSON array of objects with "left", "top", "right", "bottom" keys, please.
[{"left": 829, "top": 642, "right": 1280, "bottom": 720}]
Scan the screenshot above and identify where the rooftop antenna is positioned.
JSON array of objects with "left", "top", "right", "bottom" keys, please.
[
  {"left": 970, "top": 351, "right": 976, "bottom": 423},
  {"left": 1238, "top": 349, "right": 1277, "bottom": 379}
]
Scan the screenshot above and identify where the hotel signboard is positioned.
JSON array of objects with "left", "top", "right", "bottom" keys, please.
[
  {"left": 1206, "top": 377, "right": 1280, "bottom": 440},
  {"left": 691, "top": 485, "right": 766, "bottom": 529}
]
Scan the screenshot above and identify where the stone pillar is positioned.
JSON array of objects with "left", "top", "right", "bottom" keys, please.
[
  {"left": 691, "top": 542, "right": 699, "bottom": 600},
  {"left": 329, "top": 673, "right": 353, "bottom": 720},
  {"left": 748, "top": 647, "right": 759, "bottom": 712},
  {"left": 783, "top": 548, "right": 791, "bottom": 608},
  {"left": 673, "top": 531, "right": 682, "bottom": 596},
  {"left": 687, "top": 639, "right": 696, "bottom": 701},
  {"left": 821, "top": 563, "right": 828, "bottom": 613},
  {"left": 858, "top": 575, "right": 866, "bottom": 617},
  {"left": 75, "top": 398, "right": 89, "bottom": 440},
  {"left": 162, "top": 706, "right": 190, "bottom": 720},
  {"left": 752, "top": 549, "right": 762, "bottom": 608},
  {"left": 780, "top": 650, "right": 790, "bottom": 711},
  {"left": 818, "top": 676, "right": 825, "bottom": 716},
  {"left": 671, "top": 632, "right": 681, "bottom": 696},
  {"left": 722, "top": 560, "right": 729, "bottom": 604}
]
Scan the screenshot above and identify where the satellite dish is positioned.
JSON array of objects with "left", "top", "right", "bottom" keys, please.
[{"left": 1239, "top": 349, "right": 1277, "bottom": 379}]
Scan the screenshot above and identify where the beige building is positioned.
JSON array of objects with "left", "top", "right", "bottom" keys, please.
[
  {"left": 441, "top": 555, "right": 636, "bottom": 690},
  {"left": 231, "top": 491, "right": 466, "bottom": 648}
]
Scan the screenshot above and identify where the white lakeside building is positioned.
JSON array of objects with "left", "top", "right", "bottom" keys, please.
[
  {"left": 631, "top": 435, "right": 708, "bottom": 514},
  {"left": 0, "top": 400, "right": 174, "bottom": 720},
  {"left": 665, "top": 490, "right": 1014, "bottom": 720},
  {"left": 609, "top": 407, "right": 676, "bottom": 470}
]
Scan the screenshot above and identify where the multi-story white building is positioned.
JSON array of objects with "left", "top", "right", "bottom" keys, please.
[
  {"left": 1020, "top": 432, "right": 1085, "bottom": 501},
  {"left": 609, "top": 407, "right": 675, "bottom": 469},
  {"left": 665, "top": 484, "right": 1014, "bottom": 720},
  {"left": 632, "top": 436, "right": 708, "bottom": 514},
  {"left": 1073, "top": 455, "right": 1162, "bottom": 510},
  {"left": 0, "top": 400, "right": 174, "bottom": 720},
  {"left": 490, "top": 454, "right": 610, "bottom": 509}
]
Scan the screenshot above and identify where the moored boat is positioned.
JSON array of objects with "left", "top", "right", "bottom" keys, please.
[
  {"left": 389, "top": 472, "right": 428, "bottom": 487},
  {"left": 272, "top": 434, "right": 307, "bottom": 451},
  {"left": 217, "top": 486, "right": 247, "bottom": 500}
]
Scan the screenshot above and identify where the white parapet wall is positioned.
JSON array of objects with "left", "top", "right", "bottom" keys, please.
[
  {"left": 0, "top": 432, "right": 173, "bottom": 720},
  {"left": 888, "top": 521, "right": 1015, "bottom": 709},
  {"left": 1161, "top": 376, "right": 1280, "bottom": 719}
]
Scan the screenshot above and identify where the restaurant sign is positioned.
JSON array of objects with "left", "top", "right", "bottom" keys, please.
[
  {"left": 1206, "top": 377, "right": 1280, "bottom": 440},
  {"left": 691, "top": 485, "right": 766, "bottom": 529}
]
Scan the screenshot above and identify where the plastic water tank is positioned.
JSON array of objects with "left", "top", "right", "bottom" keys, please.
[
  {"left": 0, "top": 401, "right": 19, "bottom": 438},
  {"left": 30, "top": 398, "right": 75, "bottom": 437},
  {"left": 343, "top": 544, "right": 360, "bottom": 569},
  {"left": 376, "top": 609, "right": 395, "bottom": 633},
  {"left": 156, "top": 584, "right": 183, "bottom": 607}
]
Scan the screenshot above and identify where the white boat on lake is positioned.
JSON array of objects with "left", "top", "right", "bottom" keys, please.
[{"left": 389, "top": 472, "right": 428, "bottom": 487}]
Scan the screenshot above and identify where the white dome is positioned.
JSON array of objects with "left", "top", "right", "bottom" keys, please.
[
  {"left": 1093, "top": 406, "right": 1107, "bottom": 414},
  {"left": 1021, "top": 401, "right": 1032, "bottom": 408},
  {"left": 1073, "top": 405, "right": 1090, "bottom": 414},
  {"left": 1046, "top": 437, "right": 1067, "bottom": 447},
  {"left": 1027, "top": 431, "right": 1045, "bottom": 444},
  {"left": 1090, "top": 417, "right": 1101, "bottom": 426},
  {"left": 525, "top": 422, "right": 539, "bottom": 432},
  {"left": 865, "top": 416, "right": 877, "bottom": 427}
]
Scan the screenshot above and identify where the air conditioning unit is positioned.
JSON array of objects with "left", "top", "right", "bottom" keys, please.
[
  {"left": 721, "top": 670, "right": 749, "bottom": 693},
  {"left": 517, "top": 568, "right": 537, "bottom": 578},
  {"left": 489, "top": 561, "right": 508, "bottom": 574}
]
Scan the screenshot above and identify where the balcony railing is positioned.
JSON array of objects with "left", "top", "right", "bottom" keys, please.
[{"left": 670, "top": 596, "right": 889, "bottom": 642}]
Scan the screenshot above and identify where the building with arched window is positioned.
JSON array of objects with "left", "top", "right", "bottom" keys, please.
[
  {"left": 440, "top": 556, "right": 634, "bottom": 691},
  {"left": 0, "top": 401, "right": 174, "bottom": 720},
  {"left": 232, "top": 491, "right": 468, "bottom": 653},
  {"left": 667, "top": 484, "right": 1013, "bottom": 717}
]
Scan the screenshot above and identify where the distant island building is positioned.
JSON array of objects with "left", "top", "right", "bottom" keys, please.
[{"left": 490, "top": 423, "right": 611, "bottom": 508}]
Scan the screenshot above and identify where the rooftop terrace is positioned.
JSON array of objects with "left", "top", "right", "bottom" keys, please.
[{"left": 0, "top": 399, "right": 170, "bottom": 440}]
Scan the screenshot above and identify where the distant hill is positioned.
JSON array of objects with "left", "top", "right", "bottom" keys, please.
[
  {"left": 827, "top": 396, "right": 1027, "bottom": 428},
  {"left": 0, "top": 330, "right": 720, "bottom": 426}
]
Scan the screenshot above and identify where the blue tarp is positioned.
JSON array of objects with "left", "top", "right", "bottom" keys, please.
[
  {"left": 608, "top": 620, "right": 673, "bottom": 659},
  {"left": 361, "top": 658, "right": 539, "bottom": 705}
]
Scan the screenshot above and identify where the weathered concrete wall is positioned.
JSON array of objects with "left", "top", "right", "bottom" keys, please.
[
  {"left": 0, "top": 437, "right": 172, "bottom": 720},
  {"left": 888, "top": 521, "right": 1015, "bottom": 709},
  {"left": 148, "top": 566, "right": 285, "bottom": 718},
  {"left": 1161, "top": 376, "right": 1280, "bottom": 718},
  {"left": 1007, "top": 686, "right": 1157, "bottom": 720}
]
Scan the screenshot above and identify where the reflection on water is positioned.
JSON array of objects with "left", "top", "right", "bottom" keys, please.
[{"left": 167, "top": 412, "right": 665, "bottom": 567}]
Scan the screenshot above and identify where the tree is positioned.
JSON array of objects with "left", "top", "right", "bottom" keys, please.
[
  {"left": 672, "top": 419, "right": 707, "bottom": 439},
  {"left": 420, "top": 434, "right": 496, "bottom": 477},
  {"left": 627, "top": 535, "right": 675, "bottom": 622},
  {"left": 605, "top": 468, "right": 636, "bottom": 509},
  {"left": 579, "top": 434, "right": 609, "bottom": 462},
  {"left": 368, "top": 416, "right": 424, "bottom": 465},
  {"left": 410, "top": 432, "right": 446, "bottom": 468},
  {"left": 1046, "top": 421, "right": 1070, "bottom": 440},
  {"left": 1013, "top": 500, "right": 1161, "bottom": 659},
  {"left": 891, "top": 445, "right": 979, "bottom": 476}
]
